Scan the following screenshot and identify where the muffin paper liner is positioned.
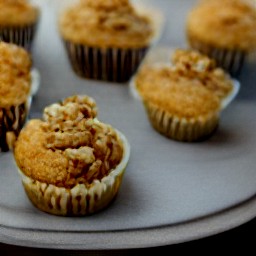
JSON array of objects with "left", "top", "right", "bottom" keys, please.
[
  {"left": 144, "top": 101, "right": 219, "bottom": 142},
  {"left": 188, "top": 35, "right": 246, "bottom": 77},
  {"left": 0, "top": 22, "right": 38, "bottom": 51},
  {"left": 0, "top": 98, "right": 31, "bottom": 152},
  {"left": 16, "top": 130, "right": 131, "bottom": 216},
  {"left": 63, "top": 40, "right": 149, "bottom": 83}
]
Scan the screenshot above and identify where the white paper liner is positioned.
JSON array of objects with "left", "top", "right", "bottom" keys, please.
[
  {"left": 220, "top": 79, "right": 240, "bottom": 110},
  {"left": 144, "top": 101, "right": 220, "bottom": 142},
  {"left": 15, "top": 129, "right": 131, "bottom": 216},
  {"left": 30, "top": 68, "right": 41, "bottom": 96}
]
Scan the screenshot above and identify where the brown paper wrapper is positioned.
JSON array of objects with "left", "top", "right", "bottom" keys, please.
[
  {"left": 187, "top": 35, "right": 246, "bottom": 78},
  {"left": 0, "top": 99, "right": 30, "bottom": 152},
  {"left": 63, "top": 40, "right": 149, "bottom": 83},
  {"left": 144, "top": 101, "right": 219, "bottom": 142},
  {"left": 0, "top": 22, "right": 38, "bottom": 51}
]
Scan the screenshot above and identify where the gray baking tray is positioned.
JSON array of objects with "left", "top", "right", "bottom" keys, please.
[{"left": 0, "top": 0, "right": 256, "bottom": 250}]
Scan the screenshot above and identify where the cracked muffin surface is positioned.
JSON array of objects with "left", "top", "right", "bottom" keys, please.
[
  {"left": 14, "top": 95, "right": 124, "bottom": 189},
  {"left": 59, "top": 0, "right": 153, "bottom": 48}
]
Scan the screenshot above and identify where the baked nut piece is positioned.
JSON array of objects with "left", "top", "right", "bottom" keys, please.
[
  {"left": 14, "top": 95, "right": 130, "bottom": 216},
  {"left": 186, "top": 0, "right": 256, "bottom": 76},
  {"left": 135, "top": 49, "right": 235, "bottom": 142},
  {"left": 0, "top": 41, "right": 32, "bottom": 151},
  {"left": 0, "top": 0, "right": 40, "bottom": 51},
  {"left": 58, "top": 0, "right": 153, "bottom": 82}
]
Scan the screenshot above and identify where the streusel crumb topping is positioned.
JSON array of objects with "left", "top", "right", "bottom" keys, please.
[
  {"left": 59, "top": 0, "right": 153, "bottom": 48},
  {"left": 0, "top": 0, "right": 39, "bottom": 25},
  {"left": 14, "top": 95, "right": 124, "bottom": 188},
  {"left": 186, "top": 0, "right": 256, "bottom": 50},
  {"left": 80, "top": 0, "right": 131, "bottom": 10},
  {"left": 136, "top": 49, "right": 233, "bottom": 101},
  {"left": 171, "top": 49, "right": 233, "bottom": 99},
  {"left": 0, "top": 41, "right": 32, "bottom": 108}
]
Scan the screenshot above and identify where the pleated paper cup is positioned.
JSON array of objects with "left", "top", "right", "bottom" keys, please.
[
  {"left": 63, "top": 40, "right": 149, "bottom": 83},
  {"left": 0, "top": 22, "right": 39, "bottom": 51},
  {"left": 143, "top": 101, "right": 220, "bottom": 142},
  {"left": 187, "top": 34, "right": 247, "bottom": 78},
  {"left": 15, "top": 130, "right": 130, "bottom": 216},
  {"left": 0, "top": 97, "right": 31, "bottom": 152}
]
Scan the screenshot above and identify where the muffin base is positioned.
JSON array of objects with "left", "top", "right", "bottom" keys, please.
[
  {"left": 187, "top": 35, "right": 247, "bottom": 77},
  {"left": 0, "top": 100, "right": 30, "bottom": 152},
  {"left": 63, "top": 40, "right": 149, "bottom": 83},
  {"left": 144, "top": 101, "right": 219, "bottom": 142},
  {"left": 16, "top": 130, "right": 130, "bottom": 216},
  {"left": 0, "top": 23, "right": 38, "bottom": 51}
]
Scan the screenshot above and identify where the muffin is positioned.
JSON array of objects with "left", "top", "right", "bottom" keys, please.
[
  {"left": 186, "top": 0, "right": 256, "bottom": 77},
  {"left": 135, "top": 49, "right": 234, "bottom": 142},
  {"left": 58, "top": 0, "right": 153, "bottom": 82},
  {"left": 14, "top": 95, "right": 130, "bottom": 216},
  {"left": 0, "top": 41, "right": 32, "bottom": 152},
  {"left": 135, "top": 49, "right": 234, "bottom": 103},
  {"left": 0, "top": 0, "right": 40, "bottom": 51}
]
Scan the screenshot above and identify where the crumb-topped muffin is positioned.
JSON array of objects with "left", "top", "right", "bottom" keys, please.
[
  {"left": 0, "top": 41, "right": 32, "bottom": 151},
  {"left": 0, "top": 0, "right": 40, "bottom": 51},
  {"left": 135, "top": 49, "right": 234, "bottom": 142},
  {"left": 14, "top": 95, "right": 130, "bottom": 216},
  {"left": 186, "top": 0, "right": 256, "bottom": 76},
  {"left": 59, "top": 0, "right": 154, "bottom": 82},
  {"left": 136, "top": 49, "right": 234, "bottom": 102}
]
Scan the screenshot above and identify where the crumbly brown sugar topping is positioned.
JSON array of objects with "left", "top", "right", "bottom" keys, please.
[
  {"left": 186, "top": 0, "right": 256, "bottom": 50},
  {"left": 171, "top": 49, "right": 233, "bottom": 99},
  {"left": 80, "top": 0, "right": 131, "bottom": 10},
  {"left": 136, "top": 49, "right": 233, "bottom": 101},
  {"left": 0, "top": 41, "right": 32, "bottom": 107},
  {"left": 59, "top": 0, "right": 153, "bottom": 48},
  {"left": 15, "top": 95, "right": 124, "bottom": 188},
  {"left": 0, "top": 0, "right": 39, "bottom": 25}
]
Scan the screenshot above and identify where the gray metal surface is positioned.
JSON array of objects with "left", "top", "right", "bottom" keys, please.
[{"left": 0, "top": 0, "right": 256, "bottom": 249}]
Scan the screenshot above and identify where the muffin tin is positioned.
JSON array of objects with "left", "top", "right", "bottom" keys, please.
[{"left": 0, "top": 0, "right": 256, "bottom": 250}]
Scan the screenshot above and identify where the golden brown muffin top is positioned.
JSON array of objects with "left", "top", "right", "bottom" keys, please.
[
  {"left": 0, "top": 41, "right": 32, "bottom": 108},
  {"left": 0, "top": 0, "right": 39, "bottom": 26},
  {"left": 141, "top": 79, "right": 220, "bottom": 119},
  {"left": 80, "top": 0, "right": 131, "bottom": 10},
  {"left": 14, "top": 95, "right": 124, "bottom": 189},
  {"left": 135, "top": 49, "right": 230, "bottom": 119},
  {"left": 59, "top": 0, "right": 153, "bottom": 48},
  {"left": 136, "top": 49, "right": 233, "bottom": 102},
  {"left": 186, "top": 0, "right": 256, "bottom": 51}
]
